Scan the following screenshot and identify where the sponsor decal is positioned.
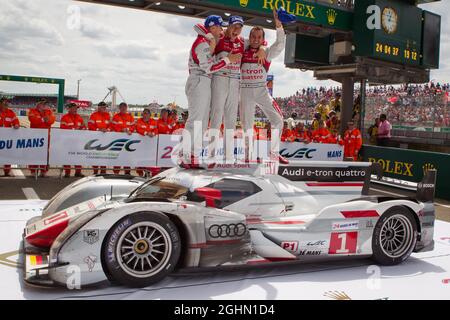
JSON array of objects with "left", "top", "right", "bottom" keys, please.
[
  {"left": 29, "top": 255, "right": 48, "bottom": 266},
  {"left": 366, "top": 220, "right": 374, "bottom": 229},
  {"left": 327, "top": 150, "right": 342, "bottom": 159},
  {"left": 0, "top": 138, "right": 44, "bottom": 150},
  {"left": 442, "top": 279, "right": 450, "bottom": 284},
  {"left": 332, "top": 221, "right": 359, "bottom": 231},
  {"left": 367, "top": 158, "right": 413, "bottom": 177},
  {"left": 44, "top": 211, "right": 68, "bottom": 225},
  {"left": 84, "top": 139, "right": 141, "bottom": 152},
  {"left": 298, "top": 250, "right": 322, "bottom": 256},
  {"left": 329, "top": 232, "right": 358, "bottom": 254},
  {"left": 83, "top": 229, "right": 99, "bottom": 245},
  {"left": 208, "top": 223, "right": 247, "bottom": 239},
  {"left": 107, "top": 218, "right": 132, "bottom": 263},
  {"left": 84, "top": 255, "right": 97, "bottom": 272},
  {"left": 279, "top": 148, "right": 317, "bottom": 159},
  {"left": 300, "top": 239, "right": 330, "bottom": 253},
  {"left": 299, "top": 240, "right": 330, "bottom": 256},
  {"left": 281, "top": 241, "right": 299, "bottom": 253},
  {"left": 279, "top": 166, "right": 367, "bottom": 182}
]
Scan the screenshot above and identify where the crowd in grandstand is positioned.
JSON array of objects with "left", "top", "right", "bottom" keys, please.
[{"left": 272, "top": 82, "right": 449, "bottom": 129}]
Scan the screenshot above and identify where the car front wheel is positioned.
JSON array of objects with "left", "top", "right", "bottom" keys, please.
[{"left": 103, "top": 212, "right": 181, "bottom": 287}]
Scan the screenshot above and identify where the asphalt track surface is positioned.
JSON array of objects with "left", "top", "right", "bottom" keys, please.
[{"left": 0, "top": 167, "right": 449, "bottom": 222}]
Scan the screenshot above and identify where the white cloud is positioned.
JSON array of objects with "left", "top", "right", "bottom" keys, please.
[
  {"left": 0, "top": 2, "right": 64, "bottom": 46},
  {"left": 78, "top": 16, "right": 121, "bottom": 39},
  {"left": 95, "top": 40, "right": 160, "bottom": 60}
]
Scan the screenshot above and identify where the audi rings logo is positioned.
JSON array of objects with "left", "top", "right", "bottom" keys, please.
[{"left": 208, "top": 223, "right": 247, "bottom": 238}]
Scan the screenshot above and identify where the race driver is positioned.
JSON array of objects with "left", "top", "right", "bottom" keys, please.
[
  {"left": 181, "top": 15, "right": 242, "bottom": 168},
  {"left": 202, "top": 16, "right": 266, "bottom": 163},
  {"left": 208, "top": 15, "right": 245, "bottom": 163},
  {"left": 240, "top": 9, "right": 288, "bottom": 164}
]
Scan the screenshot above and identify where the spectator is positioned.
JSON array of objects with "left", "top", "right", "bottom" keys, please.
[
  {"left": 286, "top": 112, "right": 297, "bottom": 130},
  {"left": 28, "top": 98, "right": 55, "bottom": 177},
  {"left": 311, "top": 112, "right": 321, "bottom": 131},
  {"left": 368, "top": 118, "right": 380, "bottom": 145},
  {"left": 377, "top": 114, "right": 392, "bottom": 146},
  {"left": 326, "top": 110, "right": 340, "bottom": 136},
  {"left": 0, "top": 97, "right": 20, "bottom": 177},
  {"left": 316, "top": 98, "right": 330, "bottom": 121},
  {"left": 330, "top": 92, "right": 341, "bottom": 115},
  {"left": 88, "top": 101, "right": 111, "bottom": 175},
  {"left": 312, "top": 120, "right": 332, "bottom": 143},
  {"left": 111, "top": 102, "right": 135, "bottom": 175},
  {"left": 281, "top": 122, "right": 295, "bottom": 142},
  {"left": 343, "top": 121, "right": 362, "bottom": 161},
  {"left": 157, "top": 109, "right": 174, "bottom": 135},
  {"left": 60, "top": 103, "right": 86, "bottom": 178},
  {"left": 294, "top": 122, "right": 310, "bottom": 143}
]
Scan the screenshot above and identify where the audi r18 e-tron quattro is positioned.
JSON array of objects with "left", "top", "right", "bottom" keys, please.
[{"left": 22, "top": 161, "right": 436, "bottom": 288}]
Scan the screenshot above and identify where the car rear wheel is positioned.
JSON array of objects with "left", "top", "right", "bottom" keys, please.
[
  {"left": 103, "top": 212, "right": 180, "bottom": 287},
  {"left": 372, "top": 206, "right": 417, "bottom": 266}
]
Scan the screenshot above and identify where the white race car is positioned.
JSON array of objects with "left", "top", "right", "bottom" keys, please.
[{"left": 22, "top": 161, "right": 436, "bottom": 288}]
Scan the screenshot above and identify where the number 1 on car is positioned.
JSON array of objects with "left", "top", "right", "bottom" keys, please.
[{"left": 329, "top": 232, "right": 358, "bottom": 255}]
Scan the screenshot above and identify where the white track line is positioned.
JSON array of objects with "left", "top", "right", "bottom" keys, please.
[
  {"left": 22, "top": 188, "right": 40, "bottom": 200},
  {"left": 371, "top": 187, "right": 450, "bottom": 209}
]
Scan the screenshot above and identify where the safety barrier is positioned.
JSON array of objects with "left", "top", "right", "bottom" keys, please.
[
  {"left": 361, "top": 145, "right": 450, "bottom": 201},
  {"left": 0, "top": 127, "right": 344, "bottom": 168}
]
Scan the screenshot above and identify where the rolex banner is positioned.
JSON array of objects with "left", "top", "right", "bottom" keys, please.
[
  {"left": 362, "top": 145, "right": 450, "bottom": 201},
  {"left": 0, "top": 127, "right": 49, "bottom": 165},
  {"left": 48, "top": 129, "right": 157, "bottom": 167}
]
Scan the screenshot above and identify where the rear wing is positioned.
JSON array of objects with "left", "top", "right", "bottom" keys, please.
[
  {"left": 416, "top": 169, "right": 437, "bottom": 203},
  {"left": 362, "top": 163, "right": 383, "bottom": 196}
]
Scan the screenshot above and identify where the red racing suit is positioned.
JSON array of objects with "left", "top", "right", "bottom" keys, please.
[
  {"left": 183, "top": 33, "right": 231, "bottom": 161},
  {"left": 209, "top": 35, "right": 245, "bottom": 160},
  {"left": 240, "top": 26, "right": 286, "bottom": 159}
]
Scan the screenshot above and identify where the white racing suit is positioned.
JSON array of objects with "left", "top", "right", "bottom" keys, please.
[
  {"left": 209, "top": 36, "right": 245, "bottom": 162},
  {"left": 240, "top": 27, "right": 286, "bottom": 160},
  {"left": 183, "top": 35, "right": 231, "bottom": 162}
]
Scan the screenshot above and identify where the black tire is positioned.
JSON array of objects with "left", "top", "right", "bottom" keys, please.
[
  {"left": 102, "top": 212, "right": 181, "bottom": 287},
  {"left": 372, "top": 206, "right": 418, "bottom": 266}
]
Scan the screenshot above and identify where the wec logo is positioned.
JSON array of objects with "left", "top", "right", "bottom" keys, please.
[
  {"left": 84, "top": 139, "right": 141, "bottom": 152},
  {"left": 280, "top": 148, "right": 316, "bottom": 159}
]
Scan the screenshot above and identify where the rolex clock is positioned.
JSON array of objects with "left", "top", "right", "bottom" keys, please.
[{"left": 381, "top": 7, "right": 398, "bottom": 34}]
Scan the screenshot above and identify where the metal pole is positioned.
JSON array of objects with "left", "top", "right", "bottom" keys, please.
[
  {"left": 360, "top": 79, "right": 366, "bottom": 132},
  {"left": 77, "top": 79, "right": 81, "bottom": 99},
  {"left": 340, "top": 77, "right": 355, "bottom": 136}
]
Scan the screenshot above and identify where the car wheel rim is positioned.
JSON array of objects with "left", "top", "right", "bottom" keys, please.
[
  {"left": 116, "top": 221, "right": 172, "bottom": 278},
  {"left": 379, "top": 214, "right": 414, "bottom": 259}
]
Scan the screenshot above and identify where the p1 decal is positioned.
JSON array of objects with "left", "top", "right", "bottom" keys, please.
[
  {"left": 281, "top": 241, "right": 298, "bottom": 253},
  {"left": 329, "top": 232, "right": 358, "bottom": 254}
]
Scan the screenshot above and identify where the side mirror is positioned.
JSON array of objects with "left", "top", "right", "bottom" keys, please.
[{"left": 195, "top": 187, "right": 222, "bottom": 208}]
